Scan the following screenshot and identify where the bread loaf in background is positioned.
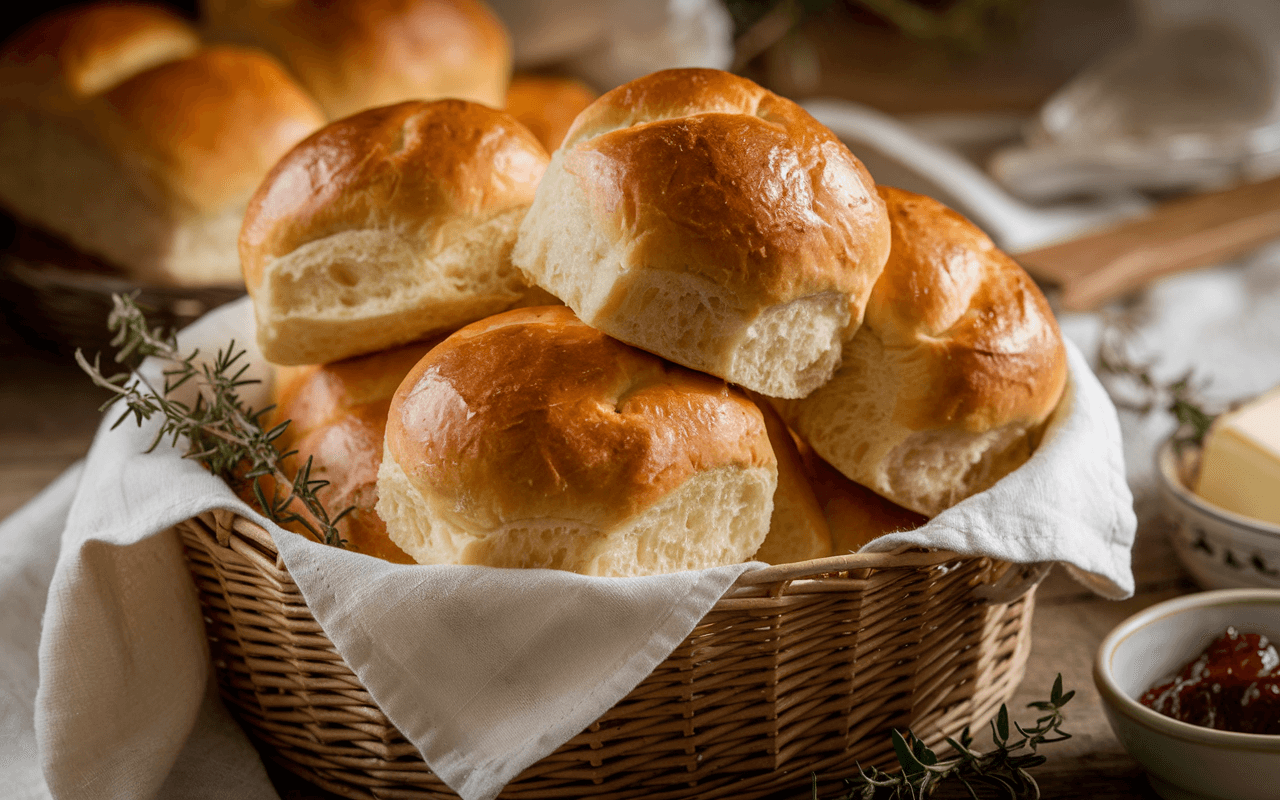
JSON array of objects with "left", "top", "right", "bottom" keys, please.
[
  {"left": 241, "top": 99, "right": 551, "bottom": 366},
  {"left": 503, "top": 73, "right": 596, "bottom": 153},
  {"left": 778, "top": 186, "right": 1067, "bottom": 517},
  {"left": 201, "top": 0, "right": 511, "bottom": 120},
  {"left": 377, "top": 305, "right": 777, "bottom": 575},
  {"left": 0, "top": 4, "right": 326, "bottom": 286},
  {"left": 513, "top": 68, "right": 891, "bottom": 399},
  {"left": 268, "top": 340, "right": 444, "bottom": 563}
]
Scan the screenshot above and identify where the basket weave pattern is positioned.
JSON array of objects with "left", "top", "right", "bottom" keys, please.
[{"left": 178, "top": 511, "right": 1035, "bottom": 800}]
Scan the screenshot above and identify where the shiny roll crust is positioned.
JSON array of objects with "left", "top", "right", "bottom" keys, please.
[
  {"left": 512, "top": 68, "right": 891, "bottom": 399},
  {"left": 0, "top": 11, "right": 325, "bottom": 285},
  {"left": 779, "top": 187, "right": 1068, "bottom": 517},
  {"left": 241, "top": 99, "right": 551, "bottom": 366},
  {"left": 377, "top": 306, "right": 777, "bottom": 576},
  {"left": 268, "top": 341, "right": 441, "bottom": 563},
  {"left": 201, "top": 0, "right": 511, "bottom": 120}
]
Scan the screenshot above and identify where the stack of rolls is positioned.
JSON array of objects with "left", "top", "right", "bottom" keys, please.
[
  {"left": 0, "top": 3, "right": 326, "bottom": 286},
  {"left": 242, "top": 69, "right": 1068, "bottom": 575},
  {"left": 1, "top": 0, "right": 590, "bottom": 288}
]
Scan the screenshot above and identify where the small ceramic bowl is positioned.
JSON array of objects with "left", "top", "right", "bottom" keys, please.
[
  {"left": 1094, "top": 589, "right": 1280, "bottom": 800},
  {"left": 1155, "top": 439, "right": 1280, "bottom": 590}
]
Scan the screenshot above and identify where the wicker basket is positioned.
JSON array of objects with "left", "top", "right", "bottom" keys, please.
[
  {"left": 0, "top": 252, "right": 242, "bottom": 357},
  {"left": 178, "top": 510, "right": 1037, "bottom": 800}
]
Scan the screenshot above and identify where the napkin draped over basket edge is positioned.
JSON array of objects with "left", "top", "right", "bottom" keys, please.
[{"left": 8, "top": 297, "right": 1133, "bottom": 800}]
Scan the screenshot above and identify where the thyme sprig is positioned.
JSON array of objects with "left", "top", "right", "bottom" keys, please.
[
  {"left": 1096, "top": 320, "right": 1217, "bottom": 451},
  {"left": 75, "top": 293, "right": 351, "bottom": 547},
  {"left": 818, "top": 675, "right": 1074, "bottom": 799}
]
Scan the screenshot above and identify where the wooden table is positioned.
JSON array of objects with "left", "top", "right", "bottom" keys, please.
[{"left": 0, "top": 317, "right": 1176, "bottom": 800}]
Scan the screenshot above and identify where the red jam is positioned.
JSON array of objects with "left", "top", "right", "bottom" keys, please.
[{"left": 1139, "top": 626, "right": 1280, "bottom": 735}]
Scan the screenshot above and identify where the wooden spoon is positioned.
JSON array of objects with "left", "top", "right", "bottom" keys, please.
[{"left": 1017, "top": 176, "right": 1280, "bottom": 311}]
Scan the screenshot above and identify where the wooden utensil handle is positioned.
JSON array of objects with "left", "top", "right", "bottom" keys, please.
[{"left": 1018, "top": 176, "right": 1280, "bottom": 311}]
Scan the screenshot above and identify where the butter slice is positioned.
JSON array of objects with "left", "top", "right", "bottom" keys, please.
[{"left": 1195, "top": 387, "right": 1280, "bottom": 526}]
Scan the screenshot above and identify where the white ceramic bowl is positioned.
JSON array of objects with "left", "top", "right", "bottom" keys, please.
[
  {"left": 1155, "top": 439, "right": 1280, "bottom": 591},
  {"left": 1094, "top": 589, "right": 1280, "bottom": 800}
]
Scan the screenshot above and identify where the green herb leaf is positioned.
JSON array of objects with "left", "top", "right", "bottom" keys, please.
[
  {"left": 77, "top": 293, "right": 352, "bottom": 548},
  {"left": 824, "top": 675, "right": 1073, "bottom": 799}
]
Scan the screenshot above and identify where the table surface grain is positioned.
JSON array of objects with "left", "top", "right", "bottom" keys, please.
[{"left": 0, "top": 319, "right": 1176, "bottom": 800}]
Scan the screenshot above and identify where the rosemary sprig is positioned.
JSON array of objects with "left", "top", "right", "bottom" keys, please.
[
  {"left": 817, "top": 675, "right": 1074, "bottom": 799},
  {"left": 1096, "top": 320, "right": 1217, "bottom": 451},
  {"left": 75, "top": 293, "right": 352, "bottom": 548}
]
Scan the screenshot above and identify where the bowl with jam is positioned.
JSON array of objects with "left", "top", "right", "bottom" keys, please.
[{"left": 1095, "top": 589, "right": 1280, "bottom": 800}]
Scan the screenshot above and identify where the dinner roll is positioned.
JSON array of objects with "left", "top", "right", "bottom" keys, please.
[
  {"left": 504, "top": 74, "right": 596, "bottom": 152},
  {"left": 0, "top": 3, "right": 199, "bottom": 109},
  {"left": 796, "top": 438, "right": 927, "bottom": 554},
  {"left": 752, "top": 396, "right": 833, "bottom": 564},
  {"left": 513, "top": 68, "right": 890, "bottom": 399},
  {"left": 0, "top": 16, "right": 325, "bottom": 285},
  {"left": 778, "top": 187, "right": 1068, "bottom": 517},
  {"left": 201, "top": 0, "right": 511, "bottom": 120},
  {"left": 240, "top": 99, "right": 550, "bottom": 366},
  {"left": 377, "top": 305, "right": 777, "bottom": 576},
  {"left": 269, "top": 341, "right": 442, "bottom": 563}
]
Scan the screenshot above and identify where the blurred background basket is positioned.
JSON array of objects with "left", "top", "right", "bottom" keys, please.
[
  {"left": 0, "top": 220, "right": 242, "bottom": 359},
  {"left": 178, "top": 510, "right": 1037, "bottom": 800}
]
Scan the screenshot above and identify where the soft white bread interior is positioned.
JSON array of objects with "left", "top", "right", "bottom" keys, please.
[
  {"left": 0, "top": 9, "right": 325, "bottom": 285},
  {"left": 376, "top": 305, "right": 777, "bottom": 576},
  {"left": 512, "top": 68, "right": 891, "bottom": 399},
  {"left": 265, "top": 340, "right": 442, "bottom": 563},
  {"left": 752, "top": 395, "right": 833, "bottom": 564},
  {"left": 240, "top": 99, "right": 551, "bottom": 366},
  {"left": 778, "top": 186, "right": 1068, "bottom": 517},
  {"left": 201, "top": 0, "right": 511, "bottom": 120}
]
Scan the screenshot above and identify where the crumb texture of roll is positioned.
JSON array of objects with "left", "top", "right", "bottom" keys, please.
[
  {"left": 504, "top": 74, "right": 596, "bottom": 153},
  {"left": 377, "top": 305, "right": 777, "bottom": 576},
  {"left": 201, "top": 0, "right": 511, "bottom": 120},
  {"left": 779, "top": 186, "right": 1068, "bottom": 517},
  {"left": 241, "top": 99, "right": 550, "bottom": 366},
  {"left": 512, "top": 68, "right": 890, "bottom": 399},
  {"left": 268, "top": 340, "right": 441, "bottom": 563},
  {"left": 0, "top": 17, "right": 325, "bottom": 285},
  {"left": 751, "top": 395, "right": 833, "bottom": 564}
]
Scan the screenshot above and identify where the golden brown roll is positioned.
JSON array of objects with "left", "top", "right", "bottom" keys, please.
[
  {"left": 201, "top": 0, "right": 511, "bottom": 120},
  {"left": 0, "top": 3, "right": 199, "bottom": 108},
  {"left": 267, "top": 340, "right": 442, "bottom": 562},
  {"left": 0, "top": 12, "right": 325, "bottom": 285},
  {"left": 751, "top": 396, "right": 833, "bottom": 564},
  {"left": 503, "top": 74, "right": 596, "bottom": 153},
  {"left": 240, "top": 99, "right": 550, "bottom": 366},
  {"left": 796, "top": 437, "right": 928, "bottom": 554},
  {"left": 512, "top": 68, "right": 890, "bottom": 400},
  {"left": 778, "top": 186, "right": 1068, "bottom": 517},
  {"left": 377, "top": 305, "right": 777, "bottom": 575}
]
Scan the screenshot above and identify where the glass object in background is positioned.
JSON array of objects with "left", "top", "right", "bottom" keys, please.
[{"left": 993, "top": 0, "right": 1280, "bottom": 200}]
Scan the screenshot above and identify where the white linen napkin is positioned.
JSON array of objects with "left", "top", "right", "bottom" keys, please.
[
  {"left": 15, "top": 296, "right": 1132, "bottom": 800},
  {"left": 862, "top": 341, "right": 1137, "bottom": 599}
]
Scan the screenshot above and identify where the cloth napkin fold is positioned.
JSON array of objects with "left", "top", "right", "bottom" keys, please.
[{"left": 11, "top": 296, "right": 1133, "bottom": 800}]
